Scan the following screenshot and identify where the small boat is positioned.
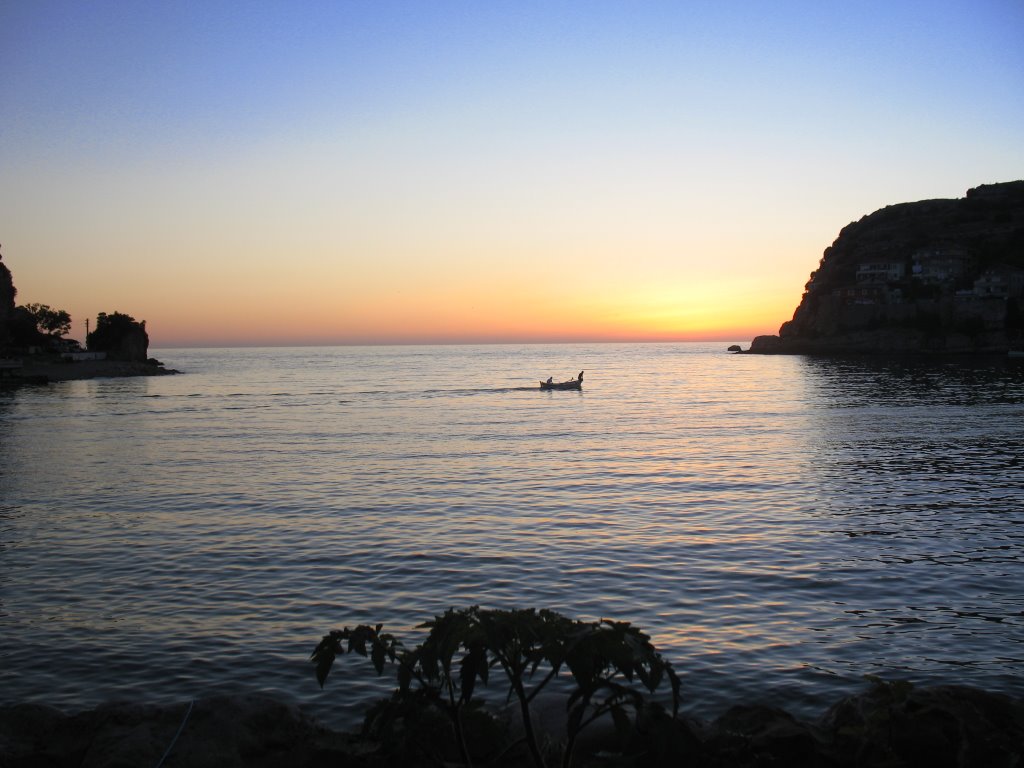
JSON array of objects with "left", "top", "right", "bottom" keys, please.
[{"left": 540, "top": 377, "right": 582, "bottom": 390}]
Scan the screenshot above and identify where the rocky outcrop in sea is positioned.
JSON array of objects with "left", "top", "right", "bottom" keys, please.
[{"left": 750, "top": 181, "right": 1024, "bottom": 354}]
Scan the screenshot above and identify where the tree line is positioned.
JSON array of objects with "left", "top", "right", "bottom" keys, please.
[{"left": 6, "top": 302, "right": 146, "bottom": 355}]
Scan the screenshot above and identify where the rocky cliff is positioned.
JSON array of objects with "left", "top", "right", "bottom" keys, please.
[
  {"left": 87, "top": 311, "right": 149, "bottom": 362},
  {"left": 750, "top": 181, "right": 1024, "bottom": 354},
  {"left": 0, "top": 251, "right": 15, "bottom": 348}
]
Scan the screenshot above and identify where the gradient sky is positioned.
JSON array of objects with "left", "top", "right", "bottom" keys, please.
[{"left": 2, "top": 1, "right": 1023, "bottom": 347}]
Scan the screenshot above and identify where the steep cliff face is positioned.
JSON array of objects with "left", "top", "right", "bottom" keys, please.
[
  {"left": 751, "top": 181, "right": 1024, "bottom": 354},
  {"left": 0, "top": 257, "right": 16, "bottom": 348}
]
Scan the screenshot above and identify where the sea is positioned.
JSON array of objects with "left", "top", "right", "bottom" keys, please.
[{"left": 1, "top": 343, "right": 1022, "bottom": 728}]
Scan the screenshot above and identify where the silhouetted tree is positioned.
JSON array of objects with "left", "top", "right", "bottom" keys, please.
[
  {"left": 8, "top": 306, "right": 46, "bottom": 347},
  {"left": 20, "top": 303, "right": 72, "bottom": 337}
]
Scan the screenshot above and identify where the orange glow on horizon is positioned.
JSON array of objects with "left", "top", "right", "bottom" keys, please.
[
  {"left": 12, "top": 233, "right": 802, "bottom": 349},
  {"left": 141, "top": 297, "right": 786, "bottom": 347},
  {"left": 48, "top": 267, "right": 796, "bottom": 348}
]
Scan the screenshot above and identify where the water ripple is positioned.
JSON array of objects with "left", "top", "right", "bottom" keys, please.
[{"left": 1, "top": 344, "right": 1022, "bottom": 728}]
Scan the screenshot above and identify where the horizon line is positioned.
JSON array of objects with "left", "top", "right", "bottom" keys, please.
[{"left": 150, "top": 337, "right": 761, "bottom": 350}]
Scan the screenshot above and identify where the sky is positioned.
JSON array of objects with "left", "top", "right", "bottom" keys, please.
[{"left": 2, "top": 1, "right": 1023, "bottom": 347}]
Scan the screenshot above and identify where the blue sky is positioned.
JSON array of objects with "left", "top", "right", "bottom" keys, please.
[{"left": 2, "top": 1, "right": 1022, "bottom": 345}]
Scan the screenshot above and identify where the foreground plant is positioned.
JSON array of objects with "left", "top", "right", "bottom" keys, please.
[{"left": 312, "top": 606, "right": 681, "bottom": 768}]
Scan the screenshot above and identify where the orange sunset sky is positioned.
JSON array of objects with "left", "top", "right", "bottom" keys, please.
[{"left": 2, "top": 2, "right": 1023, "bottom": 347}]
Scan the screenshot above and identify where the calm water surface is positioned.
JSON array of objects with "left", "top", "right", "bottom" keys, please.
[{"left": 1, "top": 343, "right": 1022, "bottom": 726}]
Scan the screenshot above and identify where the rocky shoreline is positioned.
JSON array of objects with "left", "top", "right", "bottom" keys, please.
[
  {"left": 2, "top": 683, "right": 1020, "bottom": 767},
  {"left": 743, "top": 333, "right": 1024, "bottom": 356},
  {"left": 1, "top": 357, "right": 180, "bottom": 386}
]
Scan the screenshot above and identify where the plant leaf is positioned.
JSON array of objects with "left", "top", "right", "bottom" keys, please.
[
  {"left": 312, "top": 645, "right": 336, "bottom": 688},
  {"left": 370, "top": 640, "right": 386, "bottom": 675}
]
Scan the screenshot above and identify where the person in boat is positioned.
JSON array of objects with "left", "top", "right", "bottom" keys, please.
[
  {"left": 578, "top": 371, "right": 584, "bottom": 381},
  {"left": 547, "top": 376, "right": 553, "bottom": 384}
]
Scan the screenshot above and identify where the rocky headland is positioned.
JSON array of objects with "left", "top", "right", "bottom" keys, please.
[
  {"left": 0, "top": 249, "right": 177, "bottom": 385},
  {"left": 749, "top": 180, "right": 1024, "bottom": 355}
]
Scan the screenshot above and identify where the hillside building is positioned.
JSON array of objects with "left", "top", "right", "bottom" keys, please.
[
  {"left": 910, "top": 247, "right": 971, "bottom": 284},
  {"left": 856, "top": 261, "right": 905, "bottom": 284}
]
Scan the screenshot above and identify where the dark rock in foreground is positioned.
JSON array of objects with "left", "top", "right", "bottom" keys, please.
[
  {"left": 2, "top": 684, "right": 1020, "bottom": 767},
  {"left": 0, "top": 695, "right": 365, "bottom": 768},
  {"left": 694, "top": 684, "right": 1024, "bottom": 768}
]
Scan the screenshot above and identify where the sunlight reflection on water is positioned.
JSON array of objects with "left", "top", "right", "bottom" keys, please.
[{"left": 1, "top": 344, "right": 1022, "bottom": 726}]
